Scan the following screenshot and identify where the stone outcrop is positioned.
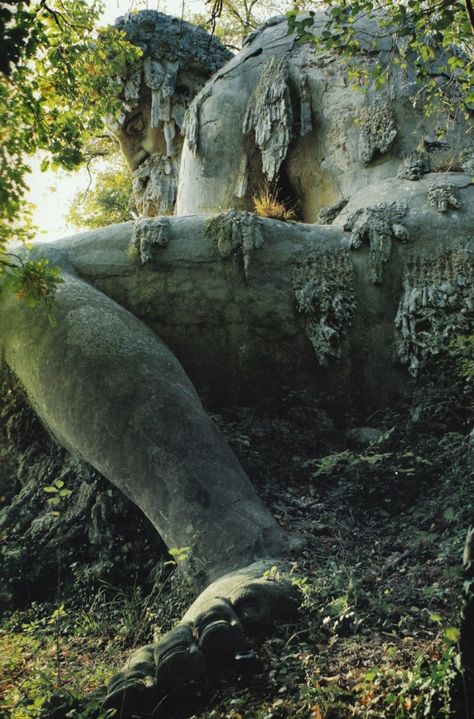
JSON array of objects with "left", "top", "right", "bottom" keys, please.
[
  {"left": 1, "top": 9, "right": 473, "bottom": 717},
  {"left": 177, "top": 11, "right": 471, "bottom": 222}
]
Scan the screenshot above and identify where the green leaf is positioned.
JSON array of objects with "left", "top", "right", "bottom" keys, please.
[
  {"left": 444, "top": 626, "right": 460, "bottom": 642},
  {"left": 43, "top": 485, "right": 58, "bottom": 493}
]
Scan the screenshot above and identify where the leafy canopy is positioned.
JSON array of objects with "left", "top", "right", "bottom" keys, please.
[
  {"left": 67, "top": 156, "right": 137, "bottom": 231},
  {"left": 0, "top": 0, "right": 141, "bottom": 305},
  {"left": 286, "top": 0, "right": 473, "bottom": 114}
]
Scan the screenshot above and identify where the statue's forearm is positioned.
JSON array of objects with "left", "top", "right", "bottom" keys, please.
[{"left": 0, "top": 268, "right": 287, "bottom": 587}]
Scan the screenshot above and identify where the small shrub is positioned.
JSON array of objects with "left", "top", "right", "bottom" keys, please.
[{"left": 253, "top": 184, "right": 296, "bottom": 221}]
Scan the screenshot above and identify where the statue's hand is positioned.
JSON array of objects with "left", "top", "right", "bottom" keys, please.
[{"left": 103, "top": 562, "right": 298, "bottom": 718}]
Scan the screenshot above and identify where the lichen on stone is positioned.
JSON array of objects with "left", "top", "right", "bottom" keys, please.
[
  {"left": 298, "top": 74, "right": 312, "bottom": 137},
  {"left": 113, "top": 11, "right": 230, "bottom": 130},
  {"left": 461, "top": 146, "right": 474, "bottom": 174},
  {"left": 344, "top": 201, "right": 410, "bottom": 284},
  {"left": 427, "top": 183, "right": 461, "bottom": 213},
  {"left": 242, "top": 56, "right": 293, "bottom": 181},
  {"left": 132, "top": 154, "right": 180, "bottom": 217},
  {"left": 183, "top": 86, "right": 212, "bottom": 156},
  {"left": 131, "top": 217, "right": 170, "bottom": 264},
  {"left": 394, "top": 250, "right": 474, "bottom": 376},
  {"left": 234, "top": 154, "right": 249, "bottom": 199},
  {"left": 357, "top": 104, "right": 397, "bottom": 164},
  {"left": 397, "top": 152, "right": 430, "bottom": 181},
  {"left": 317, "top": 198, "right": 348, "bottom": 225},
  {"left": 292, "top": 251, "right": 356, "bottom": 365},
  {"left": 205, "top": 211, "right": 264, "bottom": 277}
]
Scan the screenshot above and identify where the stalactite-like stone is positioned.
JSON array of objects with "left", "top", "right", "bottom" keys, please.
[
  {"left": 394, "top": 250, "right": 474, "bottom": 376},
  {"left": 132, "top": 154, "right": 180, "bottom": 216},
  {"left": 427, "top": 183, "right": 461, "bottom": 213},
  {"left": 317, "top": 198, "right": 348, "bottom": 225},
  {"left": 183, "top": 87, "right": 212, "bottom": 156},
  {"left": 299, "top": 75, "right": 312, "bottom": 137},
  {"left": 397, "top": 152, "right": 430, "bottom": 181},
  {"left": 357, "top": 104, "right": 397, "bottom": 164},
  {"left": 242, "top": 57, "right": 293, "bottom": 181},
  {"left": 131, "top": 217, "right": 171, "bottom": 264},
  {"left": 163, "top": 121, "right": 176, "bottom": 157},
  {"left": 344, "top": 201, "right": 409, "bottom": 284},
  {"left": 292, "top": 251, "right": 356, "bottom": 366},
  {"left": 461, "top": 146, "right": 474, "bottom": 174},
  {"left": 205, "top": 211, "right": 264, "bottom": 277},
  {"left": 123, "top": 66, "right": 142, "bottom": 104}
]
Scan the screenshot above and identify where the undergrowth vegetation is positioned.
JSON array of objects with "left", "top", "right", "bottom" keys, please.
[
  {"left": 1, "top": 335, "right": 473, "bottom": 718},
  {"left": 252, "top": 184, "right": 296, "bottom": 221}
]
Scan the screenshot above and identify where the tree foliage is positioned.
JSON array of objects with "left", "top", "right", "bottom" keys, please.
[
  {"left": 66, "top": 157, "right": 137, "bottom": 231},
  {"left": 286, "top": 0, "right": 473, "bottom": 114},
  {"left": 193, "top": 0, "right": 313, "bottom": 48},
  {"left": 0, "top": 0, "right": 141, "bottom": 303}
]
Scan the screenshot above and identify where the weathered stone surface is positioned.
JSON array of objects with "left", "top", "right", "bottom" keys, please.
[
  {"left": 131, "top": 216, "right": 170, "bottom": 263},
  {"left": 394, "top": 249, "right": 474, "bottom": 377},
  {"left": 292, "top": 250, "right": 356, "bottom": 365},
  {"left": 0, "top": 367, "right": 165, "bottom": 607},
  {"left": 343, "top": 201, "right": 409, "bottom": 284},
  {"left": 242, "top": 56, "right": 293, "bottom": 182},
  {"left": 357, "top": 104, "right": 397, "bottom": 164},
  {"left": 107, "top": 11, "right": 231, "bottom": 216},
  {"left": 177, "top": 11, "right": 471, "bottom": 222},
  {"left": 427, "top": 182, "right": 461, "bottom": 213}
]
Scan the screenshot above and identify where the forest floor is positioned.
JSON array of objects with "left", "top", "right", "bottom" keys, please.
[{"left": 1, "top": 356, "right": 473, "bottom": 719}]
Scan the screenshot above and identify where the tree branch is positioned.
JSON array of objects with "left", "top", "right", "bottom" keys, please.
[{"left": 465, "top": 0, "right": 474, "bottom": 33}]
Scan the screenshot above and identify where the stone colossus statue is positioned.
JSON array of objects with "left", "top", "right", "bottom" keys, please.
[{"left": 0, "top": 8, "right": 473, "bottom": 717}]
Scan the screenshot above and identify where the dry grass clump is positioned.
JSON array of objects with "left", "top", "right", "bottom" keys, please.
[{"left": 253, "top": 183, "right": 296, "bottom": 221}]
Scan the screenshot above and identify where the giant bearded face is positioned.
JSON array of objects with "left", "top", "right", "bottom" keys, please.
[{"left": 107, "top": 10, "right": 232, "bottom": 216}]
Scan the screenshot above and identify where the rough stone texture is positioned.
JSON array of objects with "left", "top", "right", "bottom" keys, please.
[
  {"left": 131, "top": 217, "right": 170, "bottom": 263},
  {"left": 461, "top": 145, "right": 474, "bottom": 174},
  {"left": 318, "top": 198, "right": 348, "bottom": 225},
  {"left": 0, "top": 367, "right": 165, "bottom": 607},
  {"left": 242, "top": 56, "right": 293, "bottom": 182},
  {"left": 176, "top": 11, "right": 472, "bottom": 222},
  {"left": 394, "top": 250, "right": 474, "bottom": 377},
  {"left": 427, "top": 182, "right": 461, "bottom": 213},
  {"left": 292, "top": 251, "right": 356, "bottom": 365},
  {"left": 113, "top": 11, "right": 231, "bottom": 122},
  {"left": 397, "top": 152, "right": 430, "bottom": 181},
  {"left": 132, "top": 154, "right": 180, "bottom": 216},
  {"left": 343, "top": 201, "right": 410, "bottom": 284},
  {"left": 183, "top": 86, "right": 212, "bottom": 156},
  {"left": 205, "top": 211, "right": 264, "bottom": 277},
  {"left": 357, "top": 104, "right": 398, "bottom": 164},
  {"left": 107, "top": 11, "right": 231, "bottom": 216}
]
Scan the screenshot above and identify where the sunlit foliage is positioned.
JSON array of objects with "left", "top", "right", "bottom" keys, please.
[{"left": 0, "top": 1, "right": 141, "bottom": 299}]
